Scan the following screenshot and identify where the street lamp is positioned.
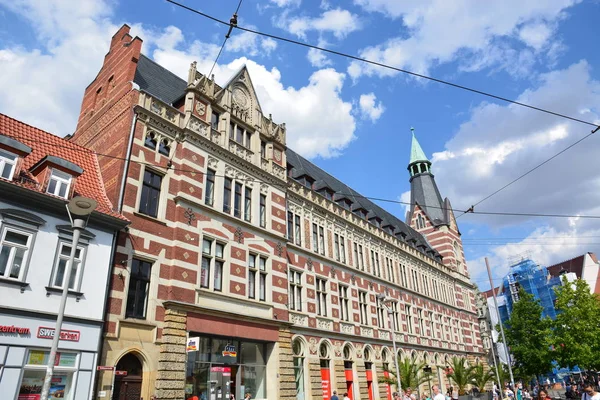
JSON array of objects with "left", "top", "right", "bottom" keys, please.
[
  {"left": 423, "top": 365, "right": 433, "bottom": 397},
  {"left": 41, "top": 196, "right": 97, "bottom": 400},
  {"left": 378, "top": 294, "right": 402, "bottom": 397}
]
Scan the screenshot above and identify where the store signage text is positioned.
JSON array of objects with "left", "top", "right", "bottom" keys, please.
[
  {"left": 37, "top": 327, "right": 80, "bottom": 342},
  {"left": 0, "top": 325, "right": 31, "bottom": 335},
  {"left": 222, "top": 344, "right": 237, "bottom": 357}
]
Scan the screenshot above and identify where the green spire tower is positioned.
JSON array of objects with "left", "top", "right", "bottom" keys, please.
[{"left": 408, "top": 127, "right": 432, "bottom": 177}]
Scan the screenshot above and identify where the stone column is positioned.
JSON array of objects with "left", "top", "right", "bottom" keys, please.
[
  {"left": 375, "top": 361, "right": 390, "bottom": 400},
  {"left": 155, "top": 308, "right": 187, "bottom": 399},
  {"left": 308, "top": 358, "right": 322, "bottom": 399},
  {"left": 334, "top": 359, "right": 346, "bottom": 395},
  {"left": 278, "top": 328, "right": 296, "bottom": 400},
  {"left": 356, "top": 362, "right": 369, "bottom": 400}
]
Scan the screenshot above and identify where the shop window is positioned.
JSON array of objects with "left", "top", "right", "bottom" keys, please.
[
  {"left": 289, "top": 269, "right": 303, "bottom": 311},
  {"left": 47, "top": 169, "right": 72, "bottom": 199},
  {"left": 248, "top": 254, "right": 267, "bottom": 301},
  {"left": 50, "top": 241, "right": 86, "bottom": 291},
  {"left": 0, "top": 226, "right": 32, "bottom": 281},
  {"left": 126, "top": 258, "right": 152, "bottom": 319},
  {"left": 139, "top": 169, "right": 162, "bottom": 218},
  {"left": 201, "top": 238, "right": 225, "bottom": 291},
  {"left": 205, "top": 169, "right": 215, "bottom": 206},
  {"left": 19, "top": 350, "right": 77, "bottom": 400},
  {"left": 292, "top": 338, "right": 306, "bottom": 400},
  {"left": 0, "top": 149, "right": 17, "bottom": 180}
]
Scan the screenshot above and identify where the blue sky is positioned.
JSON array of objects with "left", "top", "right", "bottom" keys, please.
[{"left": 1, "top": 0, "right": 599, "bottom": 290}]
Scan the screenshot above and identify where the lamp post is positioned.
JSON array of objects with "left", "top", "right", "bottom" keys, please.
[
  {"left": 379, "top": 294, "right": 402, "bottom": 397},
  {"left": 41, "top": 196, "right": 97, "bottom": 400},
  {"left": 424, "top": 365, "right": 433, "bottom": 397}
]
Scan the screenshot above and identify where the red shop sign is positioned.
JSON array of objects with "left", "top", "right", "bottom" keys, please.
[{"left": 37, "top": 327, "right": 80, "bottom": 342}]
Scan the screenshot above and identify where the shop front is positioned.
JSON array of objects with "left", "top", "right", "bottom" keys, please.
[
  {"left": 184, "top": 312, "right": 280, "bottom": 400},
  {"left": 0, "top": 311, "right": 101, "bottom": 400}
]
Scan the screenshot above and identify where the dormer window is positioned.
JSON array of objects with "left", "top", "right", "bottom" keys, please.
[
  {"left": 0, "top": 149, "right": 17, "bottom": 180},
  {"left": 47, "top": 169, "right": 72, "bottom": 199}
]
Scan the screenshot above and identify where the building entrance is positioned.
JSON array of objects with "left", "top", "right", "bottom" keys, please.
[{"left": 114, "top": 353, "right": 143, "bottom": 400}]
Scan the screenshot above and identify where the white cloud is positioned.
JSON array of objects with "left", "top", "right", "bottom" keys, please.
[
  {"left": 269, "top": 0, "right": 300, "bottom": 7},
  {"left": 307, "top": 48, "right": 332, "bottom": 67},
  {"left": 349, "top": 0, "right": 581, "bottom": 79},
  {"left": 358, "top": 93, "right": 385, "bottom": 122},
  {"left": 282, "top": 8, "right": 361, "bottom": 40},
  {"left": 225, "top": 27, "right": 278, "bottom": 57}
]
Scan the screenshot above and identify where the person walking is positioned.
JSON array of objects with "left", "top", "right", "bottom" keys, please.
[
  {"left": 582, "top": 383, "right": 600, "bottom": 400},
  {"left": 537, "top": 389, "right": 552, "bottom": 400},
  {"left": 433, "top": 385, "right": 446, "bottom": 400},
  {"left": 331, "top": 391, "right": 339, "bottom": 400},
  {"left": 343, "top": 392, "right": 351, "bottom": 400}
]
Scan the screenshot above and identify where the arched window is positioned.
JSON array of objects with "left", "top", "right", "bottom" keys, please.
[
  {"left": 292, "top": 338, "right": 306, "bottom": 399},
  {"left": 144, "top": 131, "right": 157, "bottom": 150}
]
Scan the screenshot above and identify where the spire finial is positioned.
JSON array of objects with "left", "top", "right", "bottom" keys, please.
[{"left": 411, "top": 126, "right": 415, "bottom": 134}]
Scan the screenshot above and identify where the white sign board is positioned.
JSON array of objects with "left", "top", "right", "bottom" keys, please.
[{"left": 98, "top": 391, "right": 107, "bottom": 398}]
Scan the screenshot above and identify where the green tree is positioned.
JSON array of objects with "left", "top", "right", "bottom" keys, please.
[
  {"left": 446, "top": 356, "right": 474, "bottom": 395},
  {"left": 502, "top": 288, "right": 553, "bottom": 379},
  {"left": 494, "top": 364, "right": 511, "bottom": 388},
  {"left": 552, "top": 277, "right": 600, "bottom": 370},
  {"left": 470, "top": 363, "right": 494, "bottom": 393},
  {"left": 380, "top": 357, "right": 431, "bottom": 391}
]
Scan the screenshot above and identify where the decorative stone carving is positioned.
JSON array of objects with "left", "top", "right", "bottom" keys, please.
[
  {"left": 308, "top": 337, "right": 318, "bottom": 354},
  {"left": 276, "top": 242, "right": 283, "bottom": 257},
  {"left": 208, "top": 157, "right": 219, "bottom": 170},
  {"left": 306, "top": 258, "right": 313, "bottom": 271},
  {"left": 260, "top": 183, "right": 269, "bottom": 194},
  {"left": 235, "top": 227, "right": 244, "bottom": 243},
  {"left": 341, "top": 323, "right": 354, "bottom": 334},
  {"left": 317, "top": 318, "right": 333, "bottom": 330},
  {"left": 195, "top": 100, "right": 206, "bottom": 116},
  {"left": 290, "top": 312, "right": 308, "bottom": 327},
  {"left": 361, "top": 326, "right": 374, "bottom": 338},
  {"left": 184, "top": 208, "right": 196, "bottom": 225}
]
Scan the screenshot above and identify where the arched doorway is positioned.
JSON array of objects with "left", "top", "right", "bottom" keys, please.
[
  {"left": 114, "top": 353, "right": 143, "bottom": 400},
  {"left": 343, "top": 344, "right": 355, "bottom": 400},
  {"left": 319, "top": 341, "right": 332, "bottom": 399}
]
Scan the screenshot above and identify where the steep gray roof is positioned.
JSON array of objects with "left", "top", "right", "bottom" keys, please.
[
  {"left": 287, "top": 148, "right": 440, "bottom": 260},
  {"left": 134, "top": 54, "right": 187, "bottom": 105},
  {"left": 409, "top": 173, "right": 448, "bottom": 225}
]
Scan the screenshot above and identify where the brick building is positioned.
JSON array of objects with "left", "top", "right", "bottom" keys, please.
[{"left": 71, "top": 25, "right": 485, "bottom": 400}]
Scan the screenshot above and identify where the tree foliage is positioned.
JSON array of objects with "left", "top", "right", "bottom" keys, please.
[
  {"left": 552, "top": 277, "right": 600, "bottom": 370},
  {"left": 470, "top": 363, "right": 495, "bottom": 392},
  {"left": 502, "top": 288, "right": 553, "bottom": 379},
  {"left": 446, "top": 356, "right": 474, "bottom": 395},
  {"left": 380, "top": 357, "right": 432, "bottom": 391}
]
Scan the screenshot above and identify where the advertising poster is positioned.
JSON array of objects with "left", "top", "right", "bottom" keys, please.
[
  {"left": 187, "top": 337, "right": 200, "bottom": 352},
  {"left": 18, "top": 375, "right": 43, "bottom": 400},
  {"left": 48, "top": 374, "right": 68, "bottom": 399}
]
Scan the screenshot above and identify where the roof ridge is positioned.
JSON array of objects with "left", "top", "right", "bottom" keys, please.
[{"left": 139, "top": 53, "right": 186, "bottom": 86}]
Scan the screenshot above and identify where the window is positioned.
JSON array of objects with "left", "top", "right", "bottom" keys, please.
[
  {"left": 416, "top": 214, "right": 425, "bottom": 229},
  {"left": 0, "top": 228, "right": 31, "bottom": 280},
  {"left": 47, "top": 169, "right": 72, "bottom": 199},
  {"left": 339, "top": 235, "right": 346, "bottom": 264},
  {"left": 259, "top": 194, "right": 266, "bottom": 228},
  {"left": 312, "top": 223, "right": 319, "bottom": 253},
  {"left": 158, "top": 138, "right": 170, "bottom": 156},
  {"left": 229, "top": 122, "right": 235, "bottom": 140},
  {"left": 289, "top": 270, "right": 302, "bottom": 311},
  {"left": 260, "top": 141, "right": 267, "bottom": 158},
  {"left": 371, "top": 250, "right": 381, "bottom": 277},
  {"left": 418, "top": 309, "right": 424, "bottom": 335},
  {"left": 391, "top": 302, "right": 399, "bottom": 331},
  {"left": 236, "top": 126, "right": 244, "bottom": 144},
  {"left": 0, "top": 149, "right": 17, "bottom": 180},
  {"left": 353, "top": 243, "right": 359, "bottom": 269},
  {"left": 51, "top": 242, "right": 85, "bottom": 290},
  {"left": 211, "top": 111, "right": 220, "bottom": 130},
  {"left": 406, "top": 305, "right": 413, "bottom": 334},
  {"left": 319, "top": 227, "right": 325, "bottom": 256},
  {"left": 334, "top": 234, "right": 340, "bottom": 261},
  {"left": 428, "top": 311, "right": 435, "bottom": 337},
  {"left": 126, "top": 259, "right": 152, "bottom": 319},
  {"left": 288, "top": 211, "right": 302, "bottom": 246},
  {"left": 401, "top": 264, "right": 408, "bottom": 287},
  {"left": 248, "top": 254, "right": 268, "bottom": 301},
  {"left": 205, "top": 169, "right": 215, "bottom": 206},
  {"left": 201, "top": 238, "right": 225, "bottom": 291},
  {"left": 223, "top": 177, "right": 232, "bottom": 213},
  {"left": 244, "top": 187, "right": 252, "bottom": 222},
  {"left": 234, "top": 182, "right": 243, "bottom": 218},
  {"left": 316, "top": 278, "right": 327, "bottom": 317},
  {"left": 386, "top": 257, "right": 395, "bottom": 283},
  {"left": 359, "top": 291, "right": 368, "bottom": 325},
  {"left": 139, "top": 170, "right": 161, "bottom": 217},
  {"left": 245, "top": 130, "right": 252, "bottom": 149},
  {"left": 376, "top": 297, "right": 386, "bottom": 329},
  {"left": 339, "top": 285, "right": 349, "bottom": 322}
]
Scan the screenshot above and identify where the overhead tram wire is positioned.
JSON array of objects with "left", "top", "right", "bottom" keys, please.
[
  {"left": 457, "top": 124, "right": 600, "bottom": 219},
  {"left": 165, "top": 0, "right": 600, "bottom": 130},
  {"left": 10, "top": 133, "right": 600, "bottom": 220},
  {"left": 207, "top": 0, "right": 244, "bottom": 78}
]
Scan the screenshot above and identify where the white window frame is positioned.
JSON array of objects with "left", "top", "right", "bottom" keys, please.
[
  {"left": 47, "top": 169, "right": 72, "bottom": 199},
  {"left": 289, "top": 269, "right": 303, "bottom": 311},
  {"left": 0, "top": 149, "right": 18, "bottom": 181},
  {"left": 315, "top": 277, "right": 327, "bottom": 317},
  {"left": 200, "top": 237, "right": 225, "bottom": 291},
  {"left": 0, "top": 226, "right": 32, "bottom": 281},
  {"left": 50, "top": 240, "right": 86, "bottom": 291},
  {"left": 248, "top": 253, "right": 268, "bottom": 301},
  {"left": 359, "top": 290, "right": 369, "bottom": 325}
]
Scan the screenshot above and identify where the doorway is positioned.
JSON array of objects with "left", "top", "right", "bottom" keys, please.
[{"left": 114, "top": 353, "right": 143, "bottom": 400}]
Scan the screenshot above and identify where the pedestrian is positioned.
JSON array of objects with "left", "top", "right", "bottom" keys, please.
[
  {"left": 433, "top": 385, "right": 446, "bottom": 400},
  {"left": 537, "top": 389, "right": 552, "bottom": 400},
  {"left": 451, "top": 386, "right": 459, "bottom": 400},
  {"left": 331, "top": 391, "right": 339, "bottom": 400},
  {"left": 405, "top": 388, "right": 414, "bottom": 400},
  {"left": 244, "top": 393, "right": 251, "bottom": 400},
  {"left": 343, "top": 392, "right": 351, "bottom": 400},
  {"left": 582, "top": 383, "right": 600, "bottom": 400}
]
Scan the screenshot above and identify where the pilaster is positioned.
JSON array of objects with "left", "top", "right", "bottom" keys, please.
[
  {"left": 308, "top": 358, "right": 322, "bottom": 398},
  {"left": 334, "top": 359, "right": 346, "bottom": 395},
  {"left": 155, "top": 308, "right": 187, "bottom": 399},
  {"left": 356, "top": 363, "right": 369, "bottom": 399},
  {"left": 279, "top": 328, "right": 296, "bottom": 400},
  {"left": 375, "top": 361, "right": 390, "bottom": 400}
]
